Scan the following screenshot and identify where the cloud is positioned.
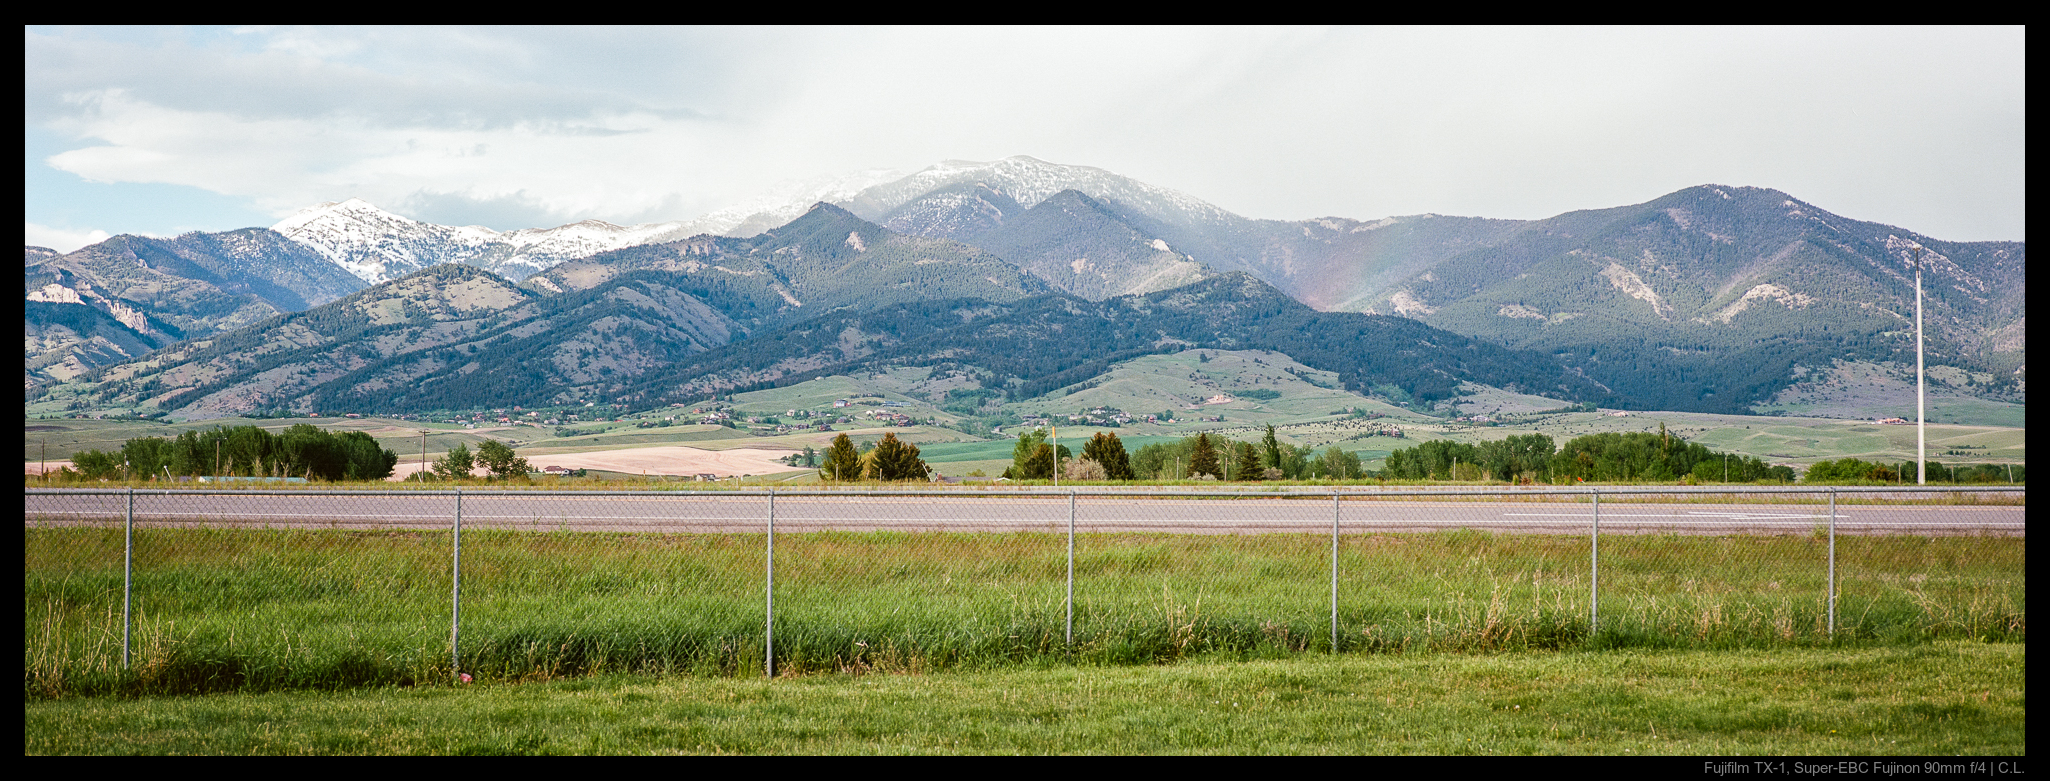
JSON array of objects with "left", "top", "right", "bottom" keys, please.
[
  {"left": 25, "top": 222, "right": 111, "bottom": 253},
  {"left": 24, "top": 26, "right": 2027, "bottom": 241},
  {"left": 25, "top": 27, "right": 676, "bottom": 129},
  {"left": 397, "top": 189, "right": 568, "bottom": 232}
]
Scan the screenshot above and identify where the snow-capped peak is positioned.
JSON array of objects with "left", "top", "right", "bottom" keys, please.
[
  {"left": 262, "top": 156, "right": 1238, "bottom": 285},
  {"left": 852, "top": 156, "right": 1237, "bottom": 229}
]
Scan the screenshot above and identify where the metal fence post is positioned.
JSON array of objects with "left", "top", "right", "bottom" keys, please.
[
  {"left": 123, "top": 486, "right": 133, "bottom": 670},
  {"left": 1590, "top": 488, "right": 1600, "bottom": 636},
  {"left": 450, "top": 487, "right": 463, "bottom": 678},
  {"left": 1330, "top": 492, "right": 1339, "bottom": 653},
  {"left": 1828, "top": 489, "right": 1837, "bottom": 638},
  {"left": 766, "top": 488, "right": 776, "bottom": 678},
  {"left": 1066, "top": 490, "right": 1075, "bottom": 646}
]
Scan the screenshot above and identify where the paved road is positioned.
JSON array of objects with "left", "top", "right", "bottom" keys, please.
[{"left": 21, "top": 492, "right": 2026, "bottom": 536}]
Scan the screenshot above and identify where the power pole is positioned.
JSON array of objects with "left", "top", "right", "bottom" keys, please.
[
  {"left": 1915, "top": 246, "right": 1926, "bottom": 485},
  {"left": 420, "top": 430, "right": 429, "bottom": 482}
]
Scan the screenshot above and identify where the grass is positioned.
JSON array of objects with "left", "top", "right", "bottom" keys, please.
[
  {"left": 25, "top": 525, "right": 2024, "bottom": 699},
  {"left": 22, "top": 643, "right": 2026, "bottom": 754}
]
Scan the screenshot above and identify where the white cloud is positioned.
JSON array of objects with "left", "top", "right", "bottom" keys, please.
[
  {"left": 25, "top": 222, "right": 111, "bottom": 253},
  {"left": 24, "top": 26, "right": 2028, "bottom": 240}
]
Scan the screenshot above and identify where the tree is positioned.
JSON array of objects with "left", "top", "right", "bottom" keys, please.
[
  {"left": 122, "top": 437, "right": 173, "bottom": 480},
  {"left": 1082, "top": 432, "right": 1134, "bottom": 480},
  {"left": 1261, "top": 425, "right": 1282, "bottom": 471},
  {"left": 475, "top": 439, "right": 531, "bottom": 479},
  {"left": 1234, "top": 442, "right": 1264, "bottom": 481},
  {"left": 1009, "top": 429, "right": 1056, "bottom": 480},
  {"left": 72, "top": 449, "right": 122, "bottom": 480},
  {"left": 432, "top": 443, "right": 475, "bottom": 481},
  {"left": 821, "top": 434, "right": 861, "bottom": 481},
  {"left": 1188, "top": 433, "right": 1221, "bottom": 479},
  {"left": 865, "top": 433, "right": 931, "bottom": 482},
  {"left": 1318, "top": 446, "right": 1362, "bottom": 480},
  {"left": 1277, "top": 443, "right": 1311, "bottom": 480}
]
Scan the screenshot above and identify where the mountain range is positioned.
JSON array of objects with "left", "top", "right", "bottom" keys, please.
[{"left": 25, "top": 155, "right": 2025, "bottom": 419}]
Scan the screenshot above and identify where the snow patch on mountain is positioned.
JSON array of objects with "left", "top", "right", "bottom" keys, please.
[
  {"left": 274, "top": 198, "right": 703, "bottom": 284},
  {"left": 850, "top": 156, "right": 1237, "bottom": 229}
]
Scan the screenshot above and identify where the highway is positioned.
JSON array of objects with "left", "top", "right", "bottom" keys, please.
[{"left": 21, "top": 491, "right": 2026, "bottom": 536}]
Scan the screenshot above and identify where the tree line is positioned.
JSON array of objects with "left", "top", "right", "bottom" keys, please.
[
  {"left": 64, "top": 424, "right": 398, "bottom": 482},
  {"left": 1803, "top": 458, "right": 2024, "bottom": 485},
  {"left": 1381, "top": 428, "right": 1798, "bottom": 484}
]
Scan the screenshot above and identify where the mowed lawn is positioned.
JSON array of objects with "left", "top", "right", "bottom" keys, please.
[{"left": 23, "top": 642, "right": 2024, "bottom": 755}]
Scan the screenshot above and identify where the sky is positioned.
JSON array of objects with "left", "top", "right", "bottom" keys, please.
[{"left": 25, "top": 26, "right": 2026, "bottom": 252}]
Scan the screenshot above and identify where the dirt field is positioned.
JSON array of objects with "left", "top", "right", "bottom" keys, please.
[
  {"left": 24, "top": 444, "right": 805, "bottom": 481},
  {"left": 387, "top": 445, "right": 802, "bottom": 481}
]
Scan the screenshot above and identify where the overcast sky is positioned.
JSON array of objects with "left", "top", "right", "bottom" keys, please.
[{"left": 25, "top": 26, "right": 2025, "bottom": 252}]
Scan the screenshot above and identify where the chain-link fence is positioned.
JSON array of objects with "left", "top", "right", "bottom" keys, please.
[{"left": 23, "top": 486, "right": 2025, "bottom": 696}]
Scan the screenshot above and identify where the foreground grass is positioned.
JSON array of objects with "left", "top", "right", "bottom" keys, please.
[
  {"left": 23, "top": 643, "right": 2024, "bottom": 755},
  {"left": 27, "top": 528, "right": 2025, "bottom": 698}
]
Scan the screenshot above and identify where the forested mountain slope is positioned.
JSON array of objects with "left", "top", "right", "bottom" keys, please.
[{"left": 612, "top": 273, "right": 1607, "bottom": 411}]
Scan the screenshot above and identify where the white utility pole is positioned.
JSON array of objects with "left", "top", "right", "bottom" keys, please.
[
  {"left": 1915, "top": 246, "right": 1926, "bottom": 485},
  {"left": 1051, "top": 426, "right": 1059, "bottom": 488}
]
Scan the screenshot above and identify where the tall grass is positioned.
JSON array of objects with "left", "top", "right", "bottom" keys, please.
[{"left": 24, "top": 526, "right": 2023, "bottom": 698}]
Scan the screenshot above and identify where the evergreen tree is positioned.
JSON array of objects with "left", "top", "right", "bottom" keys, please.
[
  {"left": 1083, "top": 432, "right": 1134, "bottom": 480},
  {"left": 1024, "top": 443, "right": 1057, "bottom": 480},
  {"left": 1009, "top": 429, "right": 1057, "bottom": 480},
  {"left": 821, "top": 434, "right": 861, "bottom": 481},
  {"left": 865, "top": 433, "right": 931, "bottom": 482},
  {"left": 1234, "top": 442, "right": 1264, "bottom": 481},
  {"left": 1188, "top": 433, "right": 1221, "bottom": 479},
  {"left": 1261, "top": 425, "right": 1282, "bottom": 470}
]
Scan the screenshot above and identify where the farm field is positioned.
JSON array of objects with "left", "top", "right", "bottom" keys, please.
[{"left": 23, "top": 643, "right": 2025, "bottom": 755}]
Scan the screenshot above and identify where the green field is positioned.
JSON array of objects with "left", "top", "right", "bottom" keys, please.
[
  {"left": 27, "top": 524, "right": 2024, "bottom": 700},
  {"left": 22, "top": 644, "right": 2026, "bottom": 754}
]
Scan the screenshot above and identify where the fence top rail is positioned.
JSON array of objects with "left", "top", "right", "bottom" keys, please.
[{"left": 23, "top": 485, "right": 2025, "bottom": 499}]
